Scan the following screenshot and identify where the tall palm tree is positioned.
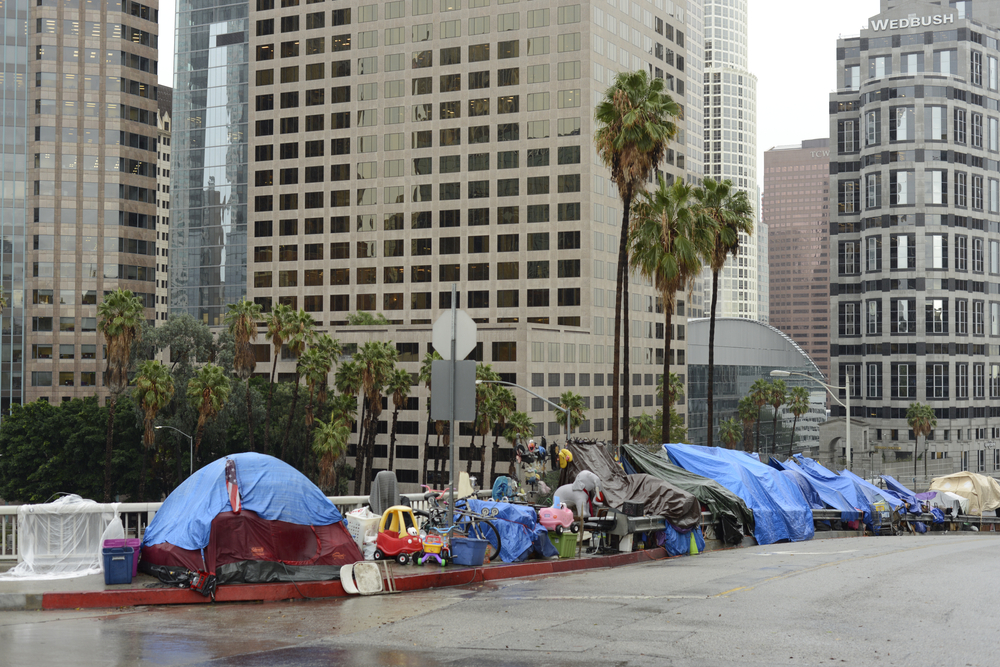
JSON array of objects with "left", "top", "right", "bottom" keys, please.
[
  {"left": 97, "top": 288, "right": 144, "bottom": 501},
  {"left": 313, "top": 417, "right": 351, "bottom": 494},
  {"left": 718, "top": 417, "right": 743, "bottom": 450},
  {"left": 786, "top": 386, "right": 811, "bottom": 457},
  {"left": 356, "top": 341, "right": 398, "bottom": 494},
  {"left": 657, "top": 372, "right": 684, "bottom": 412},
  {"left": 132, "top": 359, "right": 174, "bottom": 499},
  {"left": 768, "top": 379, "right": 787, "bottom": 458},
  {"left": 488, "top": 387, "right": 516, "bottom": 483},
  {"left": 280, "top": 310, "right": 316, "bottom": 459},
  {"left": 693, "top": 178, "right": 754, "bottom": 448},
  {"left": 629, "top": 177, "right": 713, "bottom": 443},
  {"left": 186, "top": 363, "right": 232, "bottom": 458},
  {"left": 595, "top": 69, "right": 680, "bottom": 449},
  {"left": 738, "top": 396, "right": 757, "bottom": 452},
  {"left": 748, "top": 379, "right": 771, "bottom": 453},
  {"left": 335, "top": 359, "right": 366, "bottom": 493},
  {"left": 907, "top": 402, "right": 937, "bottom": 478},
  {"left": 224, "top": 298, "right": 262, "bottom": 451},
  {"left": 502, "top": 411, "right": 534, "bottom": 479},
  {"left": 469, "top": 364, "right": 500, "bottom": 475},
  {"left": 558, "top": 391, "right": 587, "bottom": 437},
  {"left": 298, "top": 346, "right": 329, "bottom": 464},
  {"left": 262, "top": 302, "right": 294, "bottom": 453},
  {"left": 386, "top": 367, "right": 412, "bottom": 473},
  {"left": 629, "top": 413, "right": 657, "bottom": 448},
  {"left": 418, "top": 350, "right": 442, "bottom": 484}
]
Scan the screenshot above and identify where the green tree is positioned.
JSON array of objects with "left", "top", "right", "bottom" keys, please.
[
  {"left": 418, "top": 350, "right": 443, "bottom": 485},
  {"left": 346, "top": 312, "right": 390, "bottom": 325},
  {"left": 313, "top": 417, "right": 351, "bottom": 494},
  {"left": 786, "top": 386, "right": 811, "bottom": 457},
  {"left": 694, "top": 179, "right": 754, "bottom": 448},
  {"left": 280, "top": 310, "right": 316, "bottom": 459},
  {"left": 186, "top": 364, "right": 232, "bottom": 457},
  {"left": 138, "top": 313, "right": 216, "bottom": 370},
  {"left": 907, "top": 402, "right": 937, "bottom": 478},
  {"left": 718, "top": 417, "right": 743, "bottom": 450},
  {"left": 488, "top": 387, "right": 517, "bottom": 483},
  {"left": 558, "top": 391, "right": 587, "bottom": 437},
  {"left": 224, "top": 298, "right": 263, "bottom": 451},
  {"left": 355, "top": 341, "right": 398, "bottom": 494},
  {"left": 469, "top": 364, "right": 500, "bottom": 475},
  {"left": 748, "top": 378, "right": 771, "bottom": 453},
  {"left": 595, "top": 69, "right": 680, "bottom": 449},
  {"left": 630, "top": 413, "right": 657, "bottom": 448},
  {"left": 298, "top": 338, "right": 340, "bottom": 463},
  {"left": 132, "top": 360, "right": 174, "bottom": 498},
  {"left": 386, "top": 367, "right": 412, "bottom": 473},
  {"left": 738, "top": 395, "right": 757, "bottom": 452},
  {"left": 263, "top": 302, "right": 294, "bottom": 453},
  {"left": 502, "top": 411, "right": 535, "bottom": 479},
  {"left": 629, "top": 177, "right": 712, "bottom": 442},
  {"left": 768, "top": 379, "right": 787, "bottom": 458},
  {"left": 656, "top": 372, "right": 684, "bottom": 409},
  {"left": 97, "top": 288, "right": 145, "bottom": 501}
]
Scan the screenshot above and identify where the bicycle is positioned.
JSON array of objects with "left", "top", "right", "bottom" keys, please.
[{"left": 414, "top": 489, "right": 503, "bottom": 563}]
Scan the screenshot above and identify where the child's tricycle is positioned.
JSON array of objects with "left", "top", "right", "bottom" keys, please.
[
  {"left": 373, "top": 505, "right": 423, "bottom": 564},
  {"left": 416, "top": 533, "right": 450, "bottom": 566},
  {"left": 538, "top": 503, "right": 579, "bottom": 535}
]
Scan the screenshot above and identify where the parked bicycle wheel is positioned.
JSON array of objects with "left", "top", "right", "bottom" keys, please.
[{"left": 463, "top": 516, "right": 502, "bottom": 562}]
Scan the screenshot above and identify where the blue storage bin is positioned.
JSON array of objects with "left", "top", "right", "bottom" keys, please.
[
  {"left": 103, "top": 546, "right": 134, "bottom": 585},
  {"left": 450, "top": 538, "right": 488, "bottom": 566}
]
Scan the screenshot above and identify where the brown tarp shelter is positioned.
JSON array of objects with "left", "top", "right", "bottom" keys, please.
[{"left": 929, "top": 471, "right": 1000, "bottom": 516}]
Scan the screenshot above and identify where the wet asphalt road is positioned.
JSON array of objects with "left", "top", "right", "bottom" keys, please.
[{"left": 1, "top": 534, "right": 997, "bottom": 667}]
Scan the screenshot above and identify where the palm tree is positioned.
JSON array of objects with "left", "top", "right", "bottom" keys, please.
[
  {"left": 335, "top": 359, "right": 366, "bottom": 493},
  {"left": 718, "top": 417, "right": 743, "bottom": 450},
  {"left": 386, "top": 367, "right": 412, "bottom": 473},
  {"left": 907, "top": 402, "right": 937, "bottom": 478},
  {"left": 418, "top": 350, "right": 443, "bottom": 485},
  {"left": 224, "top": 298, "right": 262, "bottom": 451},
  {"left": 657, "top": 372, "right": 684, "bottom": 410},
  {"left": 313, "top": 417, "right": 351, "bottom": 494},
  {"left": 298, "top": 346, "right": 330, "bottom": 464},
  {"left": 629, "top": 177, "right": 712, "bottom": 443},
  {"left": 737, "top": 396, "right": 757, "bottom": 452},
  {"left": 280, "top": 310, "right": 316, "bottom": 459},
  {"left": 469, "top": 364, "right": 500, "bottom": 475},
  {"left": 97, "top": 288, "right": 145, "bottom": 501},
  {"left": 595, "top": 69, "right": 680, "bottom": 449},
  {"left": 356, "top": 341, "right": 398, "bottom": 494},
  {"left": 630, "top": 413, "right": 657, "bottom": 448},
  {"left": 786, "top": 386, "right": 811, "bottom": 457},
  {"left": 186, "top": 363, "right": 232, "bottom": 457},
  {"left": 263, "top": 302, "right": 294, "bottom": 453},
  {"left": 748, "top": 378, "right": 771, "bottom": 453},
  {"left": 132, "top": 359, "right": 174, "bottom": 499},
  {"left": 488, "top": 387, "right": 516, "bottom": 483},
  {"left": 558, "top": 391, "right": 587, "bottom": 438},
  {"left": 693, "top": 178, "right": 754, "bottom": 449},
  {"left": 503, "top": 411, "right": 534, "bottom": 479},
  {"left": 767, "top": 379, "right": 787, "bottom": 458}
]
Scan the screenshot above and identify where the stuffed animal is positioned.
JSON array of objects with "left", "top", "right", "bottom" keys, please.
[{"left": 553, "top": 470, "right": 602, "bottom": 519}]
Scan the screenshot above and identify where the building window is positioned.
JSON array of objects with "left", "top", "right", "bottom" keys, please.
[
  {"left": 890, "top": 234, "right": 915, "bottom": 270},
  {"left": 973, "top": 363, "right": 985, "bottom": 399},
  {"left": 838, "top": 179, "right": 859, "bottom": 214},
  {"left": 927, "top": 234, "right": 948, "bottom": 269},
  {"left": 956, "top": 363, "right": 969, "bottom": 400},
  {"left": 839, "top": 302, "right": 860, "bottom": 337},
  {"left": 865, "top": 236, "right": 882, "bottom": 271},
  {"left": 974, "top": 300, "right": 985, "bottom": 336},
  {"left": 891, "top": 362, "right": 916, "bottom": 399},
  {"left": 866, "top": 109, "right": 881, "bottom": 146},
  {"left": 926, "top": 170, "right": 947, "bottom": 205},
  {"left": 954, "top": 108, "right": 967, "bottom": 144},
  {"left": 925, "top": 298, "right": 948, "bottom": 334},
  {"left": 891, "top": 298, "right": 916, "bottom": 334},
  {"left": 926, "top": 363, "right": 949, "bottom": 400},
  {"left": 838, "top": 119, "right": 858, "bottom": 153},
  {"left": 838, "top": 240, "right": 860, "bottom": 275},
  {"left": 866, "top": 299, "right": 882, "bottom": 335},
  {"left": 867, "top": 362, "right": 882, "bottom": 399},
  {"left": 890, "top": 171, "right": 914, "bottom": 205},
  {"left": 956, "top": 299, "right": 968, "bottom": 335},
  {"left": 890, "top": 107, "right": 914, "bottom": 142},
  {"left": 865, "top": 173, "right": 881, "bottom": 209}
]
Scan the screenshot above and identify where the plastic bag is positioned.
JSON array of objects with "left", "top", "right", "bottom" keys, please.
[
  {"left": 363, "top": 535, "right": 378, "bottom": 560},
  {"left": 98, "top": 515, "right": 126, "bottom": 573}
]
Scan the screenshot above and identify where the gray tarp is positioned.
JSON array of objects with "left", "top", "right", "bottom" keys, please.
[
  {"left": 567, "top": 443, "right": 702, "bottom": 531},
  {"left": 624, "top": 444, "right": 755, "bottom": 532}
]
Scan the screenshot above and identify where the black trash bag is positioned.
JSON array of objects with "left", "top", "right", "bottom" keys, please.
[{"left": 717, "top": 515, "right": 744, "bottom": 546}]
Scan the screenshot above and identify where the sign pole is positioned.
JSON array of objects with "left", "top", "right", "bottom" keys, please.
[{"left": 448, "top": 283, "right": 457, "bottom": 528}]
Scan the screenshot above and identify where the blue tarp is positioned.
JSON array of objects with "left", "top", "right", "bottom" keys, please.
[
  {"left": 143, "top": 453, "right": 344, "bottom": 551},
  {"left": 663, "top": 443, "right": 814, "bottom": 545},
  {"left": 880, "top": 475, "right": 923, "bottom": 513},
  {"left": 773, "top": 458, "right": 862, "bottom": 523},
  {"left": 792, "top": 455, "right": 879, "bottom": 532},
  {"left": 769, "top": 458, "right": 824, "bottom": 510},
  {"left": 657, "top": 524, "right": 706, "bottom": 556},
  {"left": 838, "top": 468, "right": 905, "bottom": 511},
  {"left": 461, "top": 499, "right": 557, "bottom": 562}
]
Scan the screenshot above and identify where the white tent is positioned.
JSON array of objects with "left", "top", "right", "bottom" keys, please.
[{"left": 929, "top": 472, "right": 1000, "bottom": 516}]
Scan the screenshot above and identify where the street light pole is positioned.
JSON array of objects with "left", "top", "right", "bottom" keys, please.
[
  {"left": 770, "top": 370, "right": 851, "bottom": 471},
  {"left": 475, "top": 379, "right": 572, "bottom": 445},
  {"left": 154, "top": 425, "right": 194, "bottom": 476}
]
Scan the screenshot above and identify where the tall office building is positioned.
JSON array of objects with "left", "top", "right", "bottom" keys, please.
[
  {"left": 765, "top": 139, "right": 831, "bottom": 378},
  {"left": 830, "top": 0, "right": 1000, "bottom": 471},
  {"left": 699, "top": 0, "right": 758, "bottom": 321},
  {"left": 156, "top": 86, "right": 172, "bottom": 323},
  {"left": 233, "top": 0, "right": 703, "bottom": 486},
  {"left": 4, "top": 0, "right": 160, "bottom": 409}
]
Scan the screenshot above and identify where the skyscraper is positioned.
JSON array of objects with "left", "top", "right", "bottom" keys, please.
[
  {"left": 700, "top": 0, "right": 758, "bottom": 321},
  {"left": 8, "top": 0, "right": 160, "bottom": 409},
  {"left": 157, "top": 86, "right": 173, "bottom": 324},
  {"left": 830, "top": 0, "right": 1000, "bottom": 472},
  {"left": 765, "top": 139, "right": 831, "bottom": 378}
]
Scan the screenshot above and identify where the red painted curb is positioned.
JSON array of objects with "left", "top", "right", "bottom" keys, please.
[{"left": 40, "top": 547, "right": 670, "bottom": 610}]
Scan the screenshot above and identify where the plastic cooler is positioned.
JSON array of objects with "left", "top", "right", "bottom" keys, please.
[
  {"left": 103, "top": 546, "right": 134, "bottom": 585},
  {"left": 450, "top": 537, "right": 488, "bottom": 566},
  {"left": 548, "top": 531, "right": 578, "bottom": 558},
  {"left": 104, "top": 538, "right": 142, "bottom": 577}
]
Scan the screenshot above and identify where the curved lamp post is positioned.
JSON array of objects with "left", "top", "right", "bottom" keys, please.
[
  {"left": 154, "top": 425, "right": 194, "bottom": 476},
  {"left": 770, "top": 370, "right": 851, "bottom": 471},
  {"left": 475, "top": 379, "right": 572, "bottom": 444}
]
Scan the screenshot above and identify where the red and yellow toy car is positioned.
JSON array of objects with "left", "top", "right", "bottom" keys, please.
[{"left": 373, "top": 505, "right": 423, "bottom": 565}]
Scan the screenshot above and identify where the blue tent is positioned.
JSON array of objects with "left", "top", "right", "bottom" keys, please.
[
  {"left": 880, "top": 475, "right": 923, "bottom": 513},
  {"left": 792, "top": 455, "right": 881, "bottom": 533},
  {"left": 143, "top": 453, "right": 345, "bottom": 552},
  {"left": 664, "top": 444, "right": 814, "bottom": 545},
  {"left": 838, "top": 468, "right": 904, "bottom": 511},
  {"left": 771, "top": 458, "right": 861, "bottom": 523}
]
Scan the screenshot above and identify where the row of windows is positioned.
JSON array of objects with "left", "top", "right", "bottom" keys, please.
[
  {"left": 31, "top": 371, "right": 98, "bottom": 387},
  {"left": 839, "top": 234, "right": 1000, "bottom": 274},
  {"left": 839, "top": 170, "right": 1000, "bottom": 212},
  {"left": 256, "top": 87, "right": 577, "bottom": 113},
  {"left": 838, "top": 107, "right": 999, "bottom": 152},
  {"left": 839, "top": 298, "right": 1000, "bottom": 337},
  {"left": 255, "top": 121, "right": 580, "bottom": 148},
  {"left": 30, "top": 344, "right": 99, "bottom": 360},
  {"left": 250, "top": 232, "right": 582, "bottom": 259},
  {"left": 249, "top": 289, "right": 583, "bottom": 312},
  {"left": 252, "top": 260, "right": 581, "bottom": 282},
  {"left": 840, "top": 361, "right": 1000, "bottom": 401}
]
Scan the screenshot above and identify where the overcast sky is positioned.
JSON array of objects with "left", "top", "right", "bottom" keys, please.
[{"left": 155, "top": 0, "right": 883, "bottom": 173}]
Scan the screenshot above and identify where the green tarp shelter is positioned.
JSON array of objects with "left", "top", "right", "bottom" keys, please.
[{"left": 623, "top": 444, "right": 755, "bottom": 533}]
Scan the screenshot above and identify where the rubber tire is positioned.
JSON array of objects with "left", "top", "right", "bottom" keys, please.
[
  {"left": 416, "top": 555, "right": 425, "bottom": 566},
  {"left": 373, "top": 549, "right": 383, "bottom": 561},
  {"left": 571, "top": 524, "right": 580, "bottom": 534},
  {"left": 396, "top": 553, "right": 409, "bottom": 565},
  {"left": 555, "top": 525, "right": 564, "bottom": 535},
  {"left": 467, "top": 518, "right": 503, "bottom": 563}
]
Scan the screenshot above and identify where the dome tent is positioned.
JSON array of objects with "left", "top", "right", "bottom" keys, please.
[{"left": 141, "top": 453, "right": 362, "bottom": 585}]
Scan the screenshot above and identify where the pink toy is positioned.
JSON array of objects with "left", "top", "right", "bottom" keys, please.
[{"left": 538, "top": 503, "right": 580, "bottom": 535}]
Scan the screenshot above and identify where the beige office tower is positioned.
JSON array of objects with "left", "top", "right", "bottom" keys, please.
[
  {"left": 15, "top": 0, "right": 160, "bottom": 407},
  {"left": 156, "top": 86, "right": 172, "bottom": 323},
  {"left": 244, "top": 0, "right": 702, "bottom": 487},
  {"left": 764, "top": 139, "right": 831, "bottom": 378}
]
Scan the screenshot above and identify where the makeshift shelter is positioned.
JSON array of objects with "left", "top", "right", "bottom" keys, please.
[
  {"left": 623, "top": 444, "right": 754, "bottom": 533},
  {"left": 880, "top": 475, "right": 923, "bottom": 512},
  {"left": 141, "top": 453, "right": 362, "bottom": 584},
  {"left": 929, "top": 471, "right": 1000, "bottom": 516},
  {"left": 916, "top": 490, "right": 969, "bottom": 516},
  {"left": 770, "top": 458, "right": 861, "bottom": 524},
  {"left": 792, "top": 456, "right": 882, "bottom": 533},
  {"left": 567, "top": 442, "right": 702, "bottom": 531},
  {"left": 663, "top": 443, "right": 814, "bottom": 544}
]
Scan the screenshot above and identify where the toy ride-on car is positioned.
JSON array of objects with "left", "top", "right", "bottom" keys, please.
[
  {"left": 538, "top": 503, "right": 579, "bottom": 535},
  {"left": 416, "top": 533, "right": 450, "bottom": 566},
  {"left": 373, "top": 505, "right": 423, "bottom": 565}
]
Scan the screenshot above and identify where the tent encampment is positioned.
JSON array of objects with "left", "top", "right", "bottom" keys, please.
[
  {"left": 141, "top": 453, "right": 362, "bottom": 584},
  {"left": 928, "top": 471, "right": 1000, "bottom": 516}
]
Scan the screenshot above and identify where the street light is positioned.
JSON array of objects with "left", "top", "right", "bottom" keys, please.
[
  {"left": 155, "top": 425, "right": 194, "bottom": 476},
  {"left": 475, "top": 379, "right": 573, "bottom": 445},
  {"left": 770, "top": 370, "right": 851, "bottom": 471}
]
